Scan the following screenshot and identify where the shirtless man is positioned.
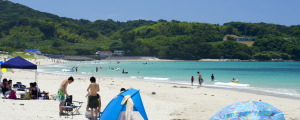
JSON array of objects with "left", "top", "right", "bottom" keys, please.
[
  {"left": 58, "top": 76, "right": 74, "bottom": 115},
  {"left": 87, "top": 76, "right": 99, "bottom": 119}
]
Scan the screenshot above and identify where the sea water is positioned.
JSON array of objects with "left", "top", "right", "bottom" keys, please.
[{"left": 38, "top": 61, "right": 300, "bottom": 97}]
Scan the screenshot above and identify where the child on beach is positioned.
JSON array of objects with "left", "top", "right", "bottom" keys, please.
[
  {"left": 191, "top": 76, "right": 194, "bottom": 86},
  {"left": 120, "top": 88, "right": 126, "bottom": 92},
  {"left": 86, "top": 76, "right": 100, "bottom": 119},
  {"left": 85, "top": 93, "right": 101, "bottom": 119}
]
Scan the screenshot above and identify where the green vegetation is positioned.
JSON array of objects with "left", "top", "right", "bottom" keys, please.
[
  {"left": 10, "top": 52, "right": 36, "bottom": 59},
  {"left": 0, "top": 0, "right": 300, "bottom": 60},
  {"left": 236, "top": 41, "right": 255, "bottom": 47}
]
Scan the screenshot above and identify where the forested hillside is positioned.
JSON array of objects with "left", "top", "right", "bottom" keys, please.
[{"left": 1, "top": 0, "right": 300, "bottom": 60}]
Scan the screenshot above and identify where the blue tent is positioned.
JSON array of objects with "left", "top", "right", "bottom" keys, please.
[
  {"left": 100, "top": 88, "right": 148, "bottom": 120},
  {"left": 1, "top": 56, "right": 37, "bottom": 69},
  {"left": 25, "top": 49, "right": 41, "bottom": 54},
  {"left": 1, "top": 56, "right": 38, "bottom": 83}
]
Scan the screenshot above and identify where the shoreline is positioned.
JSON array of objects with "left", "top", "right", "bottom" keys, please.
[
  {"left": 41, "top": 55, "right": 299, "bottom": 62},
  {"left": 203, "top": 85, "right": 300, "bottom": 100},
  {"left": 1, "top": 55, "right": 298, "bottom": 62},
  {"left": 38, "top": 59, "right": 300, "bottom": 100},
  {"left": 35, "top": 58, "right": 300, "bottom": 100},
  {"left": 37, "top": 66, "right": 300, "bottom": 100},
  {"left": 1, "top": 58, "right": 300, "bottom": 120}
]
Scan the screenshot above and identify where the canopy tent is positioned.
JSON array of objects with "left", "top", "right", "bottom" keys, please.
[
  {"left": 1, "top": 56, "right": 37, "bottom": 69},
  {"left": 1, "top": 56, "right": 37, "bottom": 82},
  {"left": 100, "top": 88, "right": 148, "bottom": 120}
]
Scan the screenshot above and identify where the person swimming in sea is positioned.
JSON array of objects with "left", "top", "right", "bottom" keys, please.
[{"left": 231, "top": 78, "right": 238, "bottom": 83}]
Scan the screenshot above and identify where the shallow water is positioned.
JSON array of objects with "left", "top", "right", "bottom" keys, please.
[{"left": 38, "top": 61, "right": 300, "bottom": 97}]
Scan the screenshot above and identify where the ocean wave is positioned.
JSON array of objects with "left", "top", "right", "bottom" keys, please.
[
  {"left": 130, "top": 76, "right": 137, "bottom": 79},
  {"left": 213, "top": 82, "right": 250, "bottom": 87},
  {"left": 257, "top": 88, "right": 300, "bottom": 97},
  {"left": 46, "top": 65, "right": 66, "bottom": 68},
  {"left": 143, "top": 77, "right": 170, "bottom": 81},
  {"left": 81, "top": 72, "right": 93, "bottom": 75}
]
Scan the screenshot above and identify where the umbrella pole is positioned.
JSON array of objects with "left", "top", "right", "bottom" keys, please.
[
  {"left": 35, "top": 69, "right": 38, "bottom": 99},
  {"left": 35, "top": 69, "right": 38, "bottom": 84}
]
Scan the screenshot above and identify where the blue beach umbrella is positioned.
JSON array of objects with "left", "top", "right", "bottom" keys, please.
[{"left": 210, "top": 101, "right": 285, "bottom": 120}]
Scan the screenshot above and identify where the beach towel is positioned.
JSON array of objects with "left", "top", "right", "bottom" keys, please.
[
  {"left": 24, "top": 92, "right": 31, "bottom": 100},
  {"left": 119, "top": 95, "right": 134, "bottom": 120},
  {"left": 8, "top": 90, "right": 17, "bottom": 99}
]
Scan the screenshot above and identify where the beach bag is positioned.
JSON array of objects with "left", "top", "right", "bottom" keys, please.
[
  {"left": 85, "top": 110, "right": 91, "bottom": 118},
  {"left": 8, "top": 91, "right": 17, "bottom": 99}
]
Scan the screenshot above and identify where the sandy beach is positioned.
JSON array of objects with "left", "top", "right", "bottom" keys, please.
[{"left": 1, "top": 58, "right": 300, "bottom": 120}]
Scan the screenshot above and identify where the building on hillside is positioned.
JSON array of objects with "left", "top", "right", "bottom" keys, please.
[
  {"left": 234, "top": 37, "right": 254, "bottom": 41},
  {"left": 113, "top": 50, "right": 124, "bottom": 56},
  {"left": 223, "top": 34, "right": 254, "bottom": 41},
  {"left": 25, "top": 49, "right": 41, "bottom": 54},
  {"left": 223, "top": 34, "right": 238, "bottom": 41},
  {"left": 95, "top": 51, "right": 113, "bottom": 57},
  {"left": 283, "top": 38, "right": 297, "bottom": 41}
]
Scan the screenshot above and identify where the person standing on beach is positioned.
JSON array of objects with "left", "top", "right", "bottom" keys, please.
[
  {"left": 87, "top": 76, "right": 100, "bottom": 119},
  {"left": 58, "top": 76, "right": 74, "bottom": 115},
  {"left": 191, "top": 76, "right": 194, "bottom": 86},
  {"left": 197, "top": 72, "right": 203, "bottom": 86},
  {"left": 211, "top": 74, "right": 214, "bottom": 81}
]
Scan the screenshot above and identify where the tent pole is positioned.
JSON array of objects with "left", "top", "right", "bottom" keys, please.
[
  {"left": 35, "top": 69, "right": 39, "bottom": 99},
  {"left": 35, "top": 69, "right": 38, "bottom": 84}
]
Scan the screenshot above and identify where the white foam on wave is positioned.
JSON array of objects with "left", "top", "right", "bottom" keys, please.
[
  {"left": 130, "top": 76, "right": 137, "bottom": 79},
  {"left": 256, "top": 88, "right": 300, "bottom": 97},
  {"left": 143, "top": 77, "right": 170, "bottom": 81},
  {"left": 90, "top": 62, "right": 106, "bottom": 65},
  {"left": 47, "top": 65, "right": 66, "bottom": 68},
  {"left": 81, "top": 72, "right": 92, "bottom": 75},
  {"left": 213, "top": 82, "right": 250, "bottom": 88},
  {"left": 207, "top": 82, "right": 300, "bottom": 97}
]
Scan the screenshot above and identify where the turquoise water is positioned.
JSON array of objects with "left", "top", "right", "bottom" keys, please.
[{"left": 39, "top": 61, "right": 300, "bottom": 97}]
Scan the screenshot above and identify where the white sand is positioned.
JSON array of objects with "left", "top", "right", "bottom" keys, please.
[{"left": 1, "top": 58, "right": 300, "bottom": 120}]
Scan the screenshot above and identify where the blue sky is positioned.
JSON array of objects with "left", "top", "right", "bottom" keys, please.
[{"left": 9, "top": 0, "right": 300, "bottom": 26}]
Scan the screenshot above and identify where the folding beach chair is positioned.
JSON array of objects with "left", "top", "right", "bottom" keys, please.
[{"left": 60, "top": 95, "right": 83, "bottom": 118}]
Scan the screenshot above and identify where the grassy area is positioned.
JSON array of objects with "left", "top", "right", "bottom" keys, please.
[{"left": 236, "top": 41, "right": 255, "bottom": 47}]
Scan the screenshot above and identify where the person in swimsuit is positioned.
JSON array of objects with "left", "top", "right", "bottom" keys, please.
[
  {"left": 87, "top": 76, "right": 100, "bottom": 119},
  {"left": 30, "top": 82, "right": 39, "bottom": 99},
  {"left": 58, "top": 76, "right": 74, "bottom": 115},
  {"left": 197, "top": 72, "right": 203, "bottom": 86},
  {"left": 1, "top": 78, "right": 8, "bottom": 94},
  {"left": 5, "top": 80, "right": 13, "bottom": 95},
  {"left": 211, "top": 74, "right": 214, "bottom": 81},
  {"left": 191, "top": 76, "right": 194, "bottom": 86}
]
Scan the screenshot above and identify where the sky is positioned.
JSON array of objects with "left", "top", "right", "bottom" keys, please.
[{"left": 8, "top": 0, "right": 300, "bottom": 26}]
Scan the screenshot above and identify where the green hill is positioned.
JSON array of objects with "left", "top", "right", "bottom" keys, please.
[{"left": 0, "top": 0, "right": 300, "bottom": 60}]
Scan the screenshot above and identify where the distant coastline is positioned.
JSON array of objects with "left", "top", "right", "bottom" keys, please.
[
  {"left": 1, "top": 54, "right": 298, "bottom": 62},
  {"left": 59, "top": 55, "right": 298, "bottom": 62},
  {"left": 199, "top": 58, "right": 297, "bottom": 62}
]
